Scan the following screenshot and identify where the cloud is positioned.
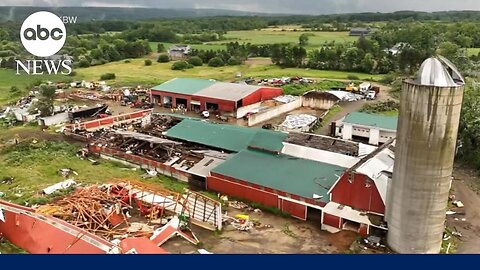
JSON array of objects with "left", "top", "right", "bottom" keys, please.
[{"left": 0, "top": 0, "right": 479, "bottom": 14}]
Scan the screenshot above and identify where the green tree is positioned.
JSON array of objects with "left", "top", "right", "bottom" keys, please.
[
  {"left": 360, "top": 53, "right": 375, "bottom": 73},
  {"left": 438, "top": 41, "right": 460, "bottom": 61},
  {"left": 187, "top": 56, "right": 203, "bottom": 66},
  {"left": 78, "top": 58, "right": 90, "bottom": 68},
  {"left": 171, "top": 61, "right": 193, "bottom": 70},
  {"left": 144, "top": 59, "right": 152, "bottom": 66},
  {"left": 157, "top": 43, "right": 165, "bottom": 53},
  {"left": 100, "top": 73, "right": 116, "bottom": 80},
  {"left": 157, "top": 54, "right": 170, "bottom": 63},
  {"left": 457, "top": 80, "right": 480, "bottom": 169},
  {"left": 208, "top": 57, "right": 225, "bottom": 67},
  {"left": 299, "top": 33, "right": 309, "bottom": 46},
  {"left": 227, "top": 57, "right": 241, "bottom": 65},
  {"left": 35, "top": 85, "right": 57, "bottom": 117}
]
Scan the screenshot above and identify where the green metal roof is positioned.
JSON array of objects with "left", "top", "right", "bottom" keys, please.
[
  {"left": 343, "top": 112, "right": 398, "bottom": 130},
  {"left": 151, "top": 78, "right": 216, "bottom": 95},
  {"left": 164, "top": 119, "right": 287, "bottom": 152},
  {"left": 212, "top": 149, "right": 346, "bottom": 202}
]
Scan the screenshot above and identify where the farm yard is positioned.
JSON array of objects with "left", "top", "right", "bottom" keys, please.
[{"left": 2, "top": 7, "right": 480, "bottom": 255}]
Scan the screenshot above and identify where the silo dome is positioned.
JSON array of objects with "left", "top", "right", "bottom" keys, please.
[{"left": 415, "top": 56, "right": 465, "bottom": 87}]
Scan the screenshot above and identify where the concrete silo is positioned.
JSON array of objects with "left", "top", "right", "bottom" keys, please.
[{"left": 386, "top": 56, "right": 465, "bottom": 253}]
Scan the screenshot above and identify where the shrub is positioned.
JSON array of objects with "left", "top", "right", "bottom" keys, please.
[
  {"left": 208, "top": 57, "right": 224, "bottom": 67},
  {"left": 379, "top": 73, "right": 396, "bottom": 84},
  {"left": 144, "top": 59, "right": 152, "bottom": 66},
  {"left": 78, "top": 58, "right": 90, "bottom": 68},
  {"left": 157, "top": 54, "right": 170, "bottom": 63},
  {"left": 346, "top": 74, "right": 360, "bottom": 80},
  {"left": 124, "top": 59, "right": 131, "bottom": 63},
  {"left": 187, "top": 56, "right": 203, "bottom": 66},
  {"left": 157, "top": 43, "right": 165, "bottom": 53},
  {"left": 100, "top": 73, "right": 116, "bottom": 80},
  {"left": 171, "top": 61, "right": 193, "bottom": 70},
  {"left": 227, "top": 57, "right": 241, "bottom": 66}
]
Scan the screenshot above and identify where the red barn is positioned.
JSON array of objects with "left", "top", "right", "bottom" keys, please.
[
  {"left": 322, "top": 144, "right": 394, "bottom": 236},
  {"left": 150, "top": 78, "right": 283, "bottom": 112}
]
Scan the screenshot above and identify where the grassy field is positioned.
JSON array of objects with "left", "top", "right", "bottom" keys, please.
[
  {"left": 74, "top": 58, "right": 383, "bottom": 87},
  {"left": 151, "top": 31, "right": 357, "bottom": 53},
  {"left": 206, "top": 30, "right": 357, "bottom": 49},
  {"left": 467, "top": 48, "right": 480, "bottom": 57},
  {"left": 0, "top": 68, "right": 72, "bottom": 105},
  {"left": 0, "top": 126, "right": 188, "bottom": 205}
]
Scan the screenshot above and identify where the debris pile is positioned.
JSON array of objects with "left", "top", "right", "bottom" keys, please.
[
  {"left": 279, "top": 114, "right": 317, "bottom": 132},
  {"left": 37, "top": 185, "right": 129, "bottom": 238},
  {"left": 35, "top": 181, "right": 222, "bottom": 247},
  {"left": 273, "top": 95, "right": 298, "bottom": 104}
]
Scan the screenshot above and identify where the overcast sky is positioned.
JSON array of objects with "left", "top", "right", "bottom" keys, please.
[{"left": 1, "top": 0, "right": 480, "bottom": 15}]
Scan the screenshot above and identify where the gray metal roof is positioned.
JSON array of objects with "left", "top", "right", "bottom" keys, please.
[
  {"left": 194, "top": 82, "right": 262, "bottom": 102},
  {"left": 415, "top": 56, "right": 464, "bottom": 87}
]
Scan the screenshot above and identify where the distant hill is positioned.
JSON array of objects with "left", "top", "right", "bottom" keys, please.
[{"left": 0, "top": 6, "right": 273, "bottom": 22}]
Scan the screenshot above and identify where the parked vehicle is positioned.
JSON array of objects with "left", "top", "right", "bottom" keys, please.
[{"left": 366, "top": 90, "right": 377, "bottom": 100}]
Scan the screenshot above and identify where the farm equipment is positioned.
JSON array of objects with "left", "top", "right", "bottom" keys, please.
[
  {"left": 131, "top": 99, "right": 154, "bottom": 109},
  {"left": 345, "top": 82, "right": 359, "bottom": 92}
]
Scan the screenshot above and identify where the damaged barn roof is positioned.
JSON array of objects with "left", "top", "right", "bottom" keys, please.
[{"left": 164, "top": 119, "right": 287, "bottom": 152}]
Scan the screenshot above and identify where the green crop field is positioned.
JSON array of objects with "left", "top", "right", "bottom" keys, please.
[
  {"left": 151, "top": 31, "right": 357, "bottom": 53},
  {"left": 206, "top": 30, "right": 357, "bottom": 49},
  {"left": 74, "top": 57, "right": 383, "bottom": 87}
]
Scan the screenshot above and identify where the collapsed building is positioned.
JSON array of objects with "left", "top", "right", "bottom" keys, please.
[{"left": 63, "top": 112, "right": 394, "bottom": 237}]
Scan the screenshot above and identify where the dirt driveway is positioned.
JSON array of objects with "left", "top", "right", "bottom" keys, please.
[
  {"left": 162, "top": 206, "right": 356, "bottom": 254},
  {"left": 449, "top": 167, "right": 480, "bottom": 253}
]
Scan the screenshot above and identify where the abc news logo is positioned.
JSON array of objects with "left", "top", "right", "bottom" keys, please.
[
  {"left": 16, "top": 11, "right": 73, "bottom": 75},
  {"left": 23, "top": 25, "right": 64, "bottom": 41}
]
